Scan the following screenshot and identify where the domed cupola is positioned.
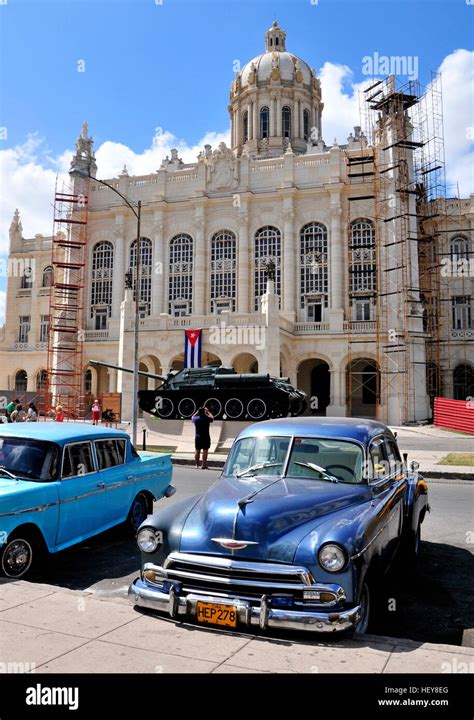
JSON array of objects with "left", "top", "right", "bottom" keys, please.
[{"left": 229, "top": 22, "right": 323, "bottom": 158}]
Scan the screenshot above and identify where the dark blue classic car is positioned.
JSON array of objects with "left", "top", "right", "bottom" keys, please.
[{"left": 129, "top": 418, "right": 429, "bottom": 634}]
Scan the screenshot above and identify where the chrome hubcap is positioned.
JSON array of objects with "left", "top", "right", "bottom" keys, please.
[{"left": 3, "top": 540, "right": 33, "bottom": 577}]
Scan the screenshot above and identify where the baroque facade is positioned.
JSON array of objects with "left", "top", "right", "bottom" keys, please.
[{"left": 0, "top": 22, "right": 472, "bottom": 424}]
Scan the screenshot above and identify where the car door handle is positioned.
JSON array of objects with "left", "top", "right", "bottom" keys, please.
[
  {"left": 97, "top": 482, "right": 106, "bottom": 489},
  {"left": 126, "top": 475, "right": 135, "bottom": 481}
]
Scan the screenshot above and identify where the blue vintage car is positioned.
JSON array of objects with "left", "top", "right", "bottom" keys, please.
[
  {"left": 129, "top": 417, "right": 429, "bottom": 634},
  {"left": 0, "top": 423, "right": 174, "bottom": 578}
]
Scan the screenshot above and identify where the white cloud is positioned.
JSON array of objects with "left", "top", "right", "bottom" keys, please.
[{"left": 319, "top": 62, "right": 368, "bottom": 144}]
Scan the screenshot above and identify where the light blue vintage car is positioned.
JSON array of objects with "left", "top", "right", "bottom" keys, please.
[
  {"left": 0, "top": 423, "right": 174, "bottom": 578},
  {"left": 129, "top": 417, "right": 429, "bottom": 634}
]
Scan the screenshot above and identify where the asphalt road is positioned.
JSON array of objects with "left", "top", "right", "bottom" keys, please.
[{"left": 29, "top": 466, "right": 473, "bottom": 646}]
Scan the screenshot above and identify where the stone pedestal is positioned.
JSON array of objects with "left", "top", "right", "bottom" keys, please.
[
  {"left": 261, "top": 279, "right": 280, "bottom": 377},
  {"left": 117, "top": 288, "right": 135, "bottom": 421}
]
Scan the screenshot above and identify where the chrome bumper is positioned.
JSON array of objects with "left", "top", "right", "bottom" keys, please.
[{"left": 128, "top": 577, "right": 361, "bottom": 633}]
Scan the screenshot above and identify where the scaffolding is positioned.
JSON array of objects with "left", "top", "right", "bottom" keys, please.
[
  {"left": 40, "top": 177, "right": 89, "bottom": 419},
  {"left": 345, "top": 73, "right": 460, "bottom": 424}
]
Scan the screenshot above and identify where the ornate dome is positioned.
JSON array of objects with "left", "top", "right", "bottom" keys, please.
[
  {"left": 229, "top": 22, "right": 323, "bottom": 158},
  {"left": 240, "top": 22, "right": 314, "bottom": 89}
]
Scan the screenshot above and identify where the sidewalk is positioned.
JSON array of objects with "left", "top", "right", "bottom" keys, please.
[{"left": 1, "top": 580, "right": 473, "bottom": 673}]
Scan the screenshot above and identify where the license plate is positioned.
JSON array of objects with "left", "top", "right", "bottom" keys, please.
[{"left": 196, "top": 601, "right": 238, "bottom": 628}]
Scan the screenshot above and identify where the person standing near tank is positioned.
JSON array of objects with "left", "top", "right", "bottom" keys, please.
[{"left": 191, "top": 406, "right": 214, "bottom": 469}]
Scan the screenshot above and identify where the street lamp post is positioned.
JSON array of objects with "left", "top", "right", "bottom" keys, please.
[{"left": 69, "top": 166, "right": 142, "bottom": 447}]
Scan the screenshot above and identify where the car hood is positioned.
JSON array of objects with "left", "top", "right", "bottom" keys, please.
[
  {"left": 179, "top": 474, "right": 370, "bottom": 563},
  {"left": 0, "top": 477, "right": 39, "bottom": 496}
]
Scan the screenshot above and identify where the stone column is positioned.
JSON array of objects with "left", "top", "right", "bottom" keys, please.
[
  {"left": 107, "top": 368, "right": 117, "bottom": 392},
  {"left": 276, "top": 96, "right": 282, "bottom": 136},
  {"left": 294, "top": 99, "right": 300, "bottom": 138},
  {"left": 235, "top": 108, "right": 241, "bottom": 148},
  {"left": 117, "top": 287, "right": 134, "bottom": 421},
  {"left": 111, "top": 217, "right": 125, "bottom": 320},
  {"left": 247, "top": 102, "right": 252, "bottom": 141},
  {"left": 252, "top": 100, "right": 258, "bottom": 141},
  {"left": 282, "top": 206, "right": 296, "bottom": 319},
  {"left": 272, "top": 97, "right": 277, "bottom": 136},
  {"left": 261, "top": 279, "right": 280, "bottom": 377},
  {"left": 330, "top": 202, "right": 343, "bottom": 311},
  {"left": 152, "top": 214, "right": 164, "bottom": 316},
  {"left": 193, "top": 213, "right": 206, "bottom": 315},
  {"left": 237, "top": 211, "right": 250, "bottom": 314},
  {"left": 327, "top": 367, "right": 346, "bottom": 417}
]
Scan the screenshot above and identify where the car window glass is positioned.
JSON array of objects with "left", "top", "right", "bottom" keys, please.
[
  {"left": 287, "top": 437, "right": 364, "bottom": 483},
  {"left": 96, "top": 439, "right": 124, "bottom": 470},
  {"left": 62, "top": 443, "right": 94, "bottom": 478},
  {"left": 383, "top": 438, "right": 402, "bottom": 475},
  {"left": 369, "top": 438, "right": 387, "bottom": 480}
]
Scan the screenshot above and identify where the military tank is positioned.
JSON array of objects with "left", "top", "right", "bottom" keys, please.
[{"left": 90, "top": 361, "right": 306, "bottom": 421}]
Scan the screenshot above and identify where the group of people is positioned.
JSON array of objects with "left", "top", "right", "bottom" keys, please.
[
  {"left": 5, "top": 399, "right": 38, "bottom": 422},
  {"left": 3, "top": 398, "right": 102, "bottom": 424}
]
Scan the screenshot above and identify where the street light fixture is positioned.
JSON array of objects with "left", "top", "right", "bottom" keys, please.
[{"left": 69, "top": 166, "right": 142, "bottom": 448}]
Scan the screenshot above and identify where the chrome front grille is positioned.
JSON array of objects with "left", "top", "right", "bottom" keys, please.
[{"left": 153, "top": 552, "right": 343, "bottom": 606}]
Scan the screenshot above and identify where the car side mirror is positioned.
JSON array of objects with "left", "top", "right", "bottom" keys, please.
[{"left": 410, "top": 460, "right": 420, "bottom": 473}]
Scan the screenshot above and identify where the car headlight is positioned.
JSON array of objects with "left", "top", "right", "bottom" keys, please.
[
  {"left": 137, "top": 527, "right": 163, "bottom": 553},
  {"left": 318, "top": 544, "right": 347, "bottom": 572}
]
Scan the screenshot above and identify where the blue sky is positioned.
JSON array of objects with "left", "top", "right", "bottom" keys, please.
[
  {"left": 1, "top": 0, "right": 472, "bottom": 153},
  {"left": 0, "top": 0, "right": 473, "bottom": 316}
]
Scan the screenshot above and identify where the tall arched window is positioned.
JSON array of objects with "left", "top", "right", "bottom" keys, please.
[
  {"left": 36, "top": 369, "right": 47, "bottom": 391},
  {"left": 303, "top": 109, "right": 310, "bottom": 141},
  {"left": 84, "top": 369, "right": 92, "bottom": 395},
  {"left": 129, "top": 237, "right": 152, "bottom": 316},
  {"left": 242, "top": 111, "right": 249, "bottom": 143},
  {"left": 450, "top": 235, "right": 470, "bottom": 261},
  {"left": 210, "top": 230, "right": 236, "bottom": 313},
  {"left": 254, "top": 226, "right": 281, "bottom": 310},
  {"left": 260, "top": 106, "right": 269, "bottom": 139},
  {"left": 169, "top": 234, "right": 193, "bottom": 316},
  {"left": 300, "top": 223, "right": 328, "bottom": 320},
  {"left": 15, "top": 370, "right": 27, "bottom": 392},
  {"left": 282, "top": 106, "right": 292, "bottom": 138},
  {"left": 42, "top": 266, "right": 53, "bottom": 287},
  {"left": 453, "top": 363, "right": 474, "bottom": 400},
  {"left": 90, "top": 241, "right": 114, "bottom": 319},
  {"left": 20, "top": 268, "right": 33, "bottom": 289},
  {"left": 349, "top": 219, "right": 376, "bottom": 321}
]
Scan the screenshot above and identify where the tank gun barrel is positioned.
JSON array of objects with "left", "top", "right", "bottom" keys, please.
[{"left": 89, "top": 360, "right": 166, "bottom": 383}]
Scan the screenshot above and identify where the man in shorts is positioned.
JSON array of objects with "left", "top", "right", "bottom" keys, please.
[{"left": 191, "top": 406, "right": 214, "bottom": 469}]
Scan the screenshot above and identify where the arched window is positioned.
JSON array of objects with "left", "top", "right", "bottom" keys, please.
[
  {"left": 20, "top": 268, "right": 33, "bottom": 289},
  {"left": 42, "top": 266, "right": 53, "bottom": 287},
  {"left": 129, "top": 237, "right": 152, "bottom": 316},
  {"left": 300, "top": 223, "right": 328, "bottom": 320},
  {"left": 242, "top": 111, "right": 249, "bottom": 143},
  {"left": 15, "top": 370, "right": 27, "bottom": 392},
  {"left": 303, "top": 109, "right": 310, "bottom": 141},
  {"left": 453, "top": 364, "right": 474, "bottom": 400},
  {"left": 36, "top": 369, "right": 47, "bottom": 391},
  {"left": 282, "top": 106, "right": 291, "bottom": 138},
  {"left": 90, "top": 241, "right": 114, "bottom": 319},
  {"left": 349, "top": 219, "right": 376, "bottom": 320},
  {"left": 450, "top": 235, "right": 470, "bottom": 261},
  {"left": 260, "top": 106, "right": 269, "bottom": 139},
  {"left": 210, "top": 231, "right": 237, "bottom": 313},
  {"left": 254, "top": 226, "right": 281, "bottom": 310},
  {"left": 169, "top": 234, "right": 193, "bottom": 315}
]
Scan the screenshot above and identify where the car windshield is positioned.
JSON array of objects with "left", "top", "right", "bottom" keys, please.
[
  {"left": 0, "top": 437, "right": 59, "bottom": 481},
  {"left": 224, "top": 436, "right": 365, "bottom": 484}
]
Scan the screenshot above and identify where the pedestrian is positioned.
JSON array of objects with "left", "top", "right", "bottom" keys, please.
[
  {"left": 6, "top": 398, "right": 19, "bottom": 423},
  {"left": 55, "top": 405, "right": 65, "bottom": 422},
  {"left": 26, "top": 402, "right": 38, "bottom": 422},
  {"left": 11, "top": 404, "right": 26, "bottom": 422},
  {"left": 91, "top": 398, "right": 101, "bottom": 426},
  {"left": 191, "top": 406, "right": 214, "bottom": 469}
]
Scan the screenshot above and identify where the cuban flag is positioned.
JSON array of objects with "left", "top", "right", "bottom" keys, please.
[{"left": 184, "top": 329, "right": 202, "bottom": 368}]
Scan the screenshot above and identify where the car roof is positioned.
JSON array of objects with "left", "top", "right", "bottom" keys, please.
[
  {"left": 0, "top": 422, "right": 130, "bottom": 445},
  {"left": 236, "top": 417, "right": 393, "bottom": 446}
]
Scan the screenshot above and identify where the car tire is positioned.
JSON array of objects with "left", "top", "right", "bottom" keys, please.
[
  {"left": 127, "top": 493, "right": 148, "bottom": 534},
  {"left": 0, "top": 532, "right": 37, "bottom": 579},
  {"left": 354, "top": 581, "right": 371, "bottom": 634}
]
